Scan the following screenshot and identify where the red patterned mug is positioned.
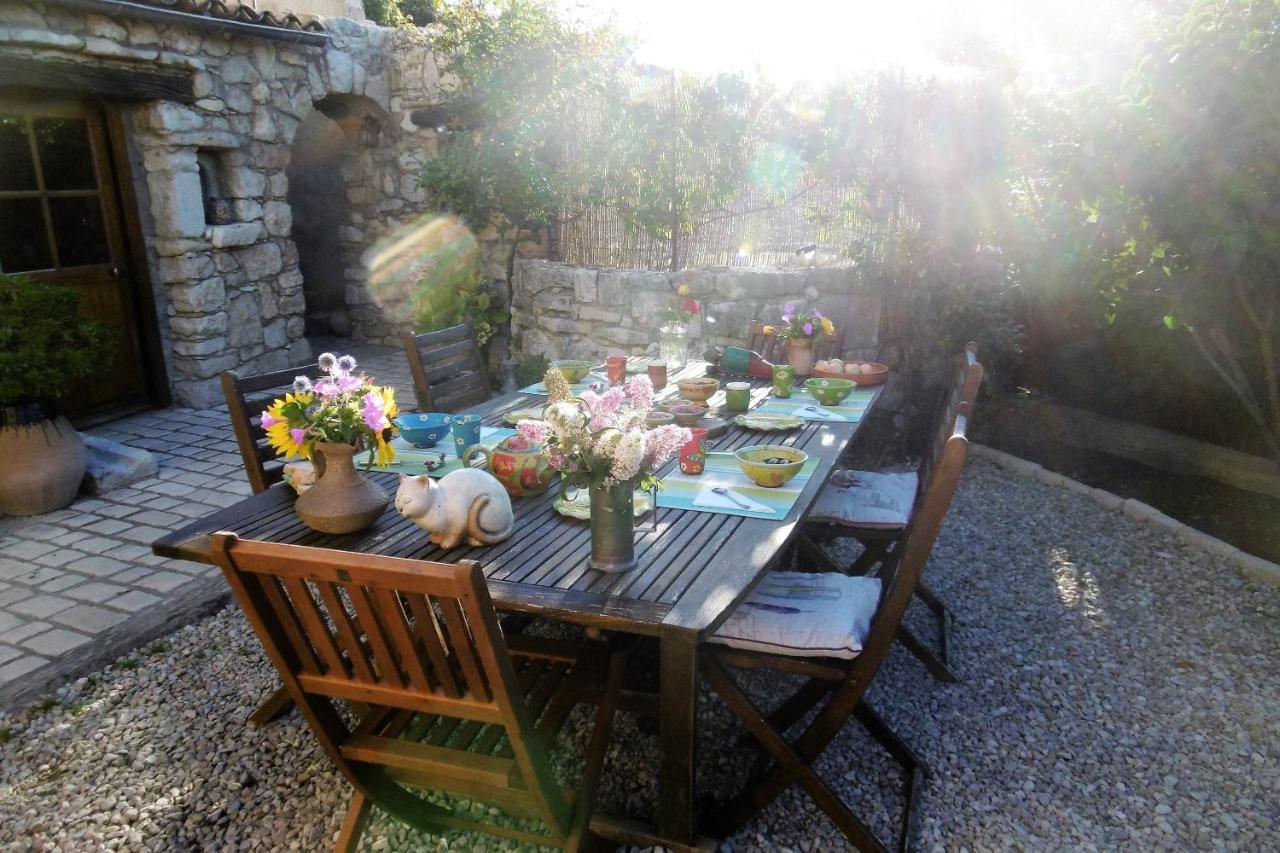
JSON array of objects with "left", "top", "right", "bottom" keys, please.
[{"left": 679, "top": 427, "right": 708, "bottom": 475}]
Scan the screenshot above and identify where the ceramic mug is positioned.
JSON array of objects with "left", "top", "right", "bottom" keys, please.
[
  {"left": 647, "top": 363, "right": 668, "bottom": 391},
  {"left": 679, "top": 427, "right": 708, "bottom": 475},
  {"left": 725, "top": 381, "right": 752, "bottom": 412},
  {"left": 449, "top": 414, "right": 483, "bottom": 457},
  {"left": 607, "top": 356, "right": 627, "bottom": 386},
  {"left": 772, "top": 364, "right": 796, "bottom": 398}
]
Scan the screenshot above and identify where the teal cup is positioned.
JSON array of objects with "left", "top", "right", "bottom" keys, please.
[{"left": 449, "top": 415, "right": 483, "bottom": 457}]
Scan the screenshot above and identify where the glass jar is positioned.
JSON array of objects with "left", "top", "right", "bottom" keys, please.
[{"left": 658, "top": 324, "right": 688, "bottom": 370}]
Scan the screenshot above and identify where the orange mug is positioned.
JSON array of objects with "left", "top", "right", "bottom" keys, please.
[
  {"left": 647, "top": 363, "right": 668, "bottom": 390},
  {"left": 607, "top": 356, "right": 627, "bottom": 386},
  {"left": 679, "top": 427, "right": 708, "bottom": 475}
]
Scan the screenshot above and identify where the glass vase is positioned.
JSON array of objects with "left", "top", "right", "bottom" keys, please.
[
  {"left": 658, "top": 323, "right": 688, "bottom": 371},
  {"left": 589, "top": 480, "right": 637, "bottom": 572}
]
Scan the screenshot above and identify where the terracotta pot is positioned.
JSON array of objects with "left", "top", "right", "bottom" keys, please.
[
  {"left": 0, "top": 403, "right": 87, "bottom": 516},
  {"left": 788, "top": 340, "right": 814, "bottom": 377},
  {"left": 294, "top": 441, "right": 388, "bottom": 534}
]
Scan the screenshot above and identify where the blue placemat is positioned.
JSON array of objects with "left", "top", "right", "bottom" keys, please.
[
  {"left": 656, "top": 451, "right": 819, "bottom": 520},
  {"left": 756, "top": 387, "right": 875, "bottom": 423},
  {"left": 368, "top": 427, "right": 515, "bottom": 477},
  {"left": 518, "top": 373, "right": 609, "bottom": 395}
]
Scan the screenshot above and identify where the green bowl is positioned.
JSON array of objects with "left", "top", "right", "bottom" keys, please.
[
  {"left": 551, "top": 359, "right": 595, "bottom": 383},
  {"left": 804, "top": 377, "right": 856, "bottom": 406},
  {"left": 734, "top": 445, "right": 808, "bottom": 488}
]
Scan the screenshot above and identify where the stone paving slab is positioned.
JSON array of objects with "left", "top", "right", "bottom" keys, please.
[{"left": 0, "top": 341, "right": 417, "bottom": 711}]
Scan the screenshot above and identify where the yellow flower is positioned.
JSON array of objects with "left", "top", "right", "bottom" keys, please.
[
  {"left": 263, "top": 392, "right": 314, "bottom": 459},
  {"left": 762, "top": 324, "right": 776, "bottom": 335},
  {"left": 820, "top": 317, "right": 835, "bottom": 336},
  {"left": 543, "top": 367, "right": 572, "bottom": 404},
  {"left": 369, "top": 386, "right": 398, "bottom": 466},
  {"left": 677, "top": 284, "right": 690, "bottom": 296}
]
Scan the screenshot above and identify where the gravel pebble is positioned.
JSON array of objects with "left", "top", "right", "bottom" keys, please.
[{"left": 0, "top": 457, "right": 1275, "bottom": 850}]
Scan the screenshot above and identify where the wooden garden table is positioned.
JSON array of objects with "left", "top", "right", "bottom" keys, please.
[{"left": 152, "top": 362, "right": 880, "bottom": 850}]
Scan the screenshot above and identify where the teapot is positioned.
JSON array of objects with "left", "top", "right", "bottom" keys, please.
[{"left": 462, "top": 436, "right": 556, "bottom": 497}]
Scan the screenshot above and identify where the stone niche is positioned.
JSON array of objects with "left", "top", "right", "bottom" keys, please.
[{"left": 509, "top": 259, "right": 886, "bottom": 365}]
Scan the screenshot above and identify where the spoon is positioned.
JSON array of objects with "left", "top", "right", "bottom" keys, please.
[{"left": 712, "top": 486, "right": 755, "bottom": 510}]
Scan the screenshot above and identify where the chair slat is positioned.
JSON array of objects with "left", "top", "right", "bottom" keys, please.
[
  {"left": 315, "top": 581, "right": 377, "bottom": 683},
  {"left": 437, "top": 597, "right": 491, "bottom": 703},
  {"left": 350, "top": 584, "right": 406, "bottom": 687},
  {"left": 282, "top": 577, "right": 349, "bottom": 677},
  {"left": 401, "top": 323, "right": 490, "bottom": 413},
  {"left": 258, "top": 575, "right": 322, "bottom": 676},
  {"left": 372, "top": 588, "right": 433, "bottom": 692}
]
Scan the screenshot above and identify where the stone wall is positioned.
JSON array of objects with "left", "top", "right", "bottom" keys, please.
[
  {"left": 0, "top": 3, "right": 447, "bottom": 406},
  {"left": 510, "top": 259, "right": 885, "bottom": 363}
]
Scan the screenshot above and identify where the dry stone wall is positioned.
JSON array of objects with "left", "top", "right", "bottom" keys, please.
[{"left": 510, "top": 259, "right": 885, "bottom": 363}]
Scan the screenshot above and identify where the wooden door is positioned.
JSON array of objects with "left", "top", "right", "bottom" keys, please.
[{"left": 0, "top": 97, "right": 156, "bottom": 419}]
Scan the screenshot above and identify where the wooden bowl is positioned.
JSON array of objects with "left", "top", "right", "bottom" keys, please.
[
  {"left": 677, "top": 377, "right": 720, "bottom": 403},
  {"left": 666, "top": 403, "right": 709, "bottom": 427},
  {"left": 812, "top": 362, "right": 888, "bottom": 386}
]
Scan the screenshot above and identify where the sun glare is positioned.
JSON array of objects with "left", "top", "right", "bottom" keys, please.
[{"left": 574, "top": 0, "right": 1146, "bottom": 86}]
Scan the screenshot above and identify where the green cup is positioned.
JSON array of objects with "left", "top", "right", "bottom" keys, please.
[
  {"left": 725, "top": 381, "right": 752, "bottom": 412},
  {"left": 772, "top": 364, "right": 796, "bottom": 398}
]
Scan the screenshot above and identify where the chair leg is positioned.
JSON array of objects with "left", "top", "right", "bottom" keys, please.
[
  {"left": 248, "top": 684, "right": 294, "bottom": 726},
  {"left": 895, "top": 624, "right": 959, "bottom": 683},
  {"left": 702, "top": 656, "right": 886, "bottom": 851},
  {"left": 335, "top": 790, "right": 372, "bottom": 853},
  {"left": 734, "top": 676, "right": 833, "bottom": 749},
  {"left": 569, "top": 648, "right": 627, "bottom": 852},
  {"left": 853, "top": 703, "right": 928, "bottom": 853}
]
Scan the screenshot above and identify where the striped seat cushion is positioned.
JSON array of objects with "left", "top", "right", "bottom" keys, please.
[
  {"left": 807, "top": 470, "right": 918, "bottom": 530},
  {"left": 710, "top": 572, "right": 881, "bottom": 659}
]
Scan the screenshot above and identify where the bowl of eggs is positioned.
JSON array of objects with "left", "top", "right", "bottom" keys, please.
[{"left": 812, "top": 359, "right": 889, "bottom": 386}]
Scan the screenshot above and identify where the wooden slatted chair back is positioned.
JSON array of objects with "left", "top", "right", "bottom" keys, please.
[
  {"left": 222, "top": 364, "right": 325, "bottom": 494},
  {"left": 747, "top": 321, "right": 845, "bottom": 365},
  {"left": 209, "top": 534, "right": 571, "bottom": 837},
  {"left": 864, "top": 407, "right": 971, "bottom": 674},
  {"left": 401, "top": 323, "right": 489, "bottom": 413},
  {"left": 915, "top": 343, "right": 982, "bottom": 497}
]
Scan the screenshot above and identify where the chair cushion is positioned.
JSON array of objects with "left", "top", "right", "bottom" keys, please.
[
  {"left": 709, "top": 572, "right": 882, "bottom": 659},
  {"left": 807, "top": 470, "right": 918, "bottom": 529}
]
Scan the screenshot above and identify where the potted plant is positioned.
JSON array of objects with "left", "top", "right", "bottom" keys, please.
[
  {"left": 0, "top": 277, "right": 114, "bottom": 515},
  {"left": 515, "top": 369, "right": 689, "bottom": 572},
  {"left": 260, "top": 352, "right": 400, "bottom": 533},
  {"left": 763, "top": 303, "right": 837, "bottom": 377}
]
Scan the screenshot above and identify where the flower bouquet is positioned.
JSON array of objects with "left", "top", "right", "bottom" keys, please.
[
  {"left": 655, "top": 282, "right": 703, "bottom": 370},
  {"left": 516, "top": 368, "right": 690, "bottom": 571},
  {"left": 763, "top": 303, "right": 837, "bottom": 376},
  {"left": 261, "top": 352, "right": 400, "bottom": 534}
]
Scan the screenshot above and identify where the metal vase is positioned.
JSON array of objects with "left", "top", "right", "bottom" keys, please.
[{"left": 588, "top": 481, "right": 637, "bottom": 572}]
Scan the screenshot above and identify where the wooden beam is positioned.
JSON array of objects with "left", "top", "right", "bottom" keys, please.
[{"left": 0, "top": 55, "right": 195, "bottom": 104}]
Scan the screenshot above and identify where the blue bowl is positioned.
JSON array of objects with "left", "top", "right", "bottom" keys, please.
[{"left": 394, "top": 413, "right": 452, "bottom": 447}]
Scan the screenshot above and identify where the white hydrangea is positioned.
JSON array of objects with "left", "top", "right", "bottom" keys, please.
[{"left": 610, "top": 430, "right": 646, "bottom": 482}]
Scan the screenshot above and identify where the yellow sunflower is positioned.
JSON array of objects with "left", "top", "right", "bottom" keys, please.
[
  {"left": 263, "top": 391, "right": 314, "bottom": 459},
  {"left": 820, "top": 317, "right": 835, "bottom": 336},
  {"left": 762, "top": 324, "right": 776, "bottom": 335}
]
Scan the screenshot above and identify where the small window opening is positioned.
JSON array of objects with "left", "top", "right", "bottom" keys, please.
[{"left": 197, "top": 149, "right": 234, "bottom": 225}]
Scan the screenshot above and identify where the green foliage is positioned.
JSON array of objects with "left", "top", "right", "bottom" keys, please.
[
  {"left": 421, "top": 0, "right": 627, "bottom": 235},
  {"left": 0, "top": 726, "right": 11, "bottom": 745},
  {"left": 0, "top": 275, "right": 114, "bottom": 405},
  {"left": 365, "top": 0, "right": 434, "bottom": 28},
  {"left": 408, "top": 217, "right": 508, "bottom": 346},
  {"left": 516, "top": 354, "right": 549, "bottom": 388}
]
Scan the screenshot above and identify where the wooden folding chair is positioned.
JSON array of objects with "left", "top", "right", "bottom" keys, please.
[
  {"left": 210, "top": 534, "right": 626, "bottom": 852},
  {"left": 747, "top": 321, "right": 845, "bottom": 365},
  {"left": 796, "top": 342, "right": 981, "bottom": 682},
  {"left": 222, "top": 363, "right": 325, "bottom": 496},
  {"left": 702, "top": 406, "right": 973, "bottom": 851},
  {"left": 401, "top": 323, "right": 490, "bottom": 413}
]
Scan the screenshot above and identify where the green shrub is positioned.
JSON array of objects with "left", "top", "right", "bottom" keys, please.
[{"left": 0, "top": 275, "right": 113, "bottom": 405}]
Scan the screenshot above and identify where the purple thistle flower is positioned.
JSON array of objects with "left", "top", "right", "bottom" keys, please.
[
  {"left": 317, "top": 352, "right": 337, "bottom": 373},
  {"left": 292, "top": 375, "right": 313, "bottom": 394},
  {"left": 336, "top": 354, "right": 357, "bottom": 374}
]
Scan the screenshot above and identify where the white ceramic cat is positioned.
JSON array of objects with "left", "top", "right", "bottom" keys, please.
[{"left": 394, "top": 470, "right": 515, "bottom": 549}]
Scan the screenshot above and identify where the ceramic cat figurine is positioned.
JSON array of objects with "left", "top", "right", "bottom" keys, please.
[{"left": 394, "top": 470, "right": 515, "bottom": 549}]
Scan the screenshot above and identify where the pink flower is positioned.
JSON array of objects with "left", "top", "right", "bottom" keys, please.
[
  {"left": 598, "top": 386, "right": 625, "bottom": 415},
  {"left": 315, "top": 380, "right": 339, "bottom": 398},
  {"left": 517, "top": 419, "right": 549, "bottom": 444},
  {"left": 645, "top": 424, "right": 692, "bottom": 467},
  {"left": 260, "top": 410, "right": 279, "bottom": 429},
  {"left": 338, "top": 374, "right": 364, "bottom": 394},
  {"left": 361, "top": 392, "right": 389, "bottom": 432},
  {"left": 290, "top": 427, "right": 308, "bottom": 447},
  {"left": 803, "top": 321, "right": 814, "bottom": 337},
  {"left": 624, "top": 375, "right": 653, "bottom": 412}
]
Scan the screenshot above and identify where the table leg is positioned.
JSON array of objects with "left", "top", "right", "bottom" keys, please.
[{"left": 659, "top": 627, "right": 698, "bottom": 844}]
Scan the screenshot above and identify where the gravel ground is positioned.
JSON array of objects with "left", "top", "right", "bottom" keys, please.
[{"left": 0, "top": 456, "right": 1276, "bottom": 851}]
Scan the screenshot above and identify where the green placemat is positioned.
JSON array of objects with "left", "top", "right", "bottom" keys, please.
[
  {"left": 656, "top": 451, "right": 818, "bottom": 520},
  {"left": 368, "top": 427, "right": 516, "bottom": 477},
  {"left": 756, "top": 387, "right": 875, "bottom": 423}
]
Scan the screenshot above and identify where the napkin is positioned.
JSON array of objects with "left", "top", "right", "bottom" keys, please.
[
  {"left": 692, "top": 485, "right": 775, "bottom": 514},
  {"left": 792, "top": 404, "right": 852, "bottom": 422}
]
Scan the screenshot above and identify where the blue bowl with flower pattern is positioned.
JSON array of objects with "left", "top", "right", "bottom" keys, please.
[{"left": 394, "top": 413, "right": 452, "bottom": 447}]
